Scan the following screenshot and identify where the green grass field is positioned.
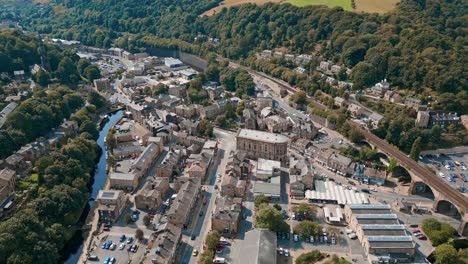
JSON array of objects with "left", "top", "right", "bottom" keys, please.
[{"left": 286, "top": 0, "right": 352, "bottom": 10}]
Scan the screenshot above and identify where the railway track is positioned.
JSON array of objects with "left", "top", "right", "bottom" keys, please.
[
  {"left": 234, "top": 61, "right": 468, "bottom": 212},
  {"left": 355, "top": 125, "right": 468, "bottom": 212}
]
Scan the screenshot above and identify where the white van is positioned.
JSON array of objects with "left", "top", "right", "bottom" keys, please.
[{"left": 213, "top": 257, "right": 225, "bottom": 263}]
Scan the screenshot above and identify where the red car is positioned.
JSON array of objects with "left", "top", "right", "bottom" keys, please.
[
  {"left": 461, "top": 177, "right": 467, "bottom": 182},
  {"left": 216, "top": 244, "right": 225, "bottom": 249},
  {"left": 417, "top": 234, "right": 427, "bottom": 240},
  {"left": 147, "top": 213, "right": 155, "bottom": 219},
  {"left": 412, "top": 229, "right": 421, "bottom": 234}
]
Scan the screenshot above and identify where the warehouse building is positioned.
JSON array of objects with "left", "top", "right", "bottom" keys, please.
[{"left": 344, "top": 204, "right": 415, "bottom": 263}]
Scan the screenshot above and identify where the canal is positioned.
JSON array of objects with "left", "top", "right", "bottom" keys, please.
[{"left": 63, "top": 110, "right": 123, "bottom": 264}]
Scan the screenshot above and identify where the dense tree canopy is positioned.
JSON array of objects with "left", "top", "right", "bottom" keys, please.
[
  {"left": 255, "top": 204, "right": 289, "bottom": 232},
  {"left": 1, "top": 86, "right": 84, "bottom": 159},
  {"left": 2, "top": 0, "right": 466, "bottom": 100},
  {"left": 0, "top": 132, "right": 99, "bottom": 264},
  {"left": 422, "top": 218, "right": 457, "bottom": 246},
  {"left": 0, "top": 30, "right": 83, "bottom": 85}
]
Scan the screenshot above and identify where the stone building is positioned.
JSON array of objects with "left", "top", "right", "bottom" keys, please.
[
  {"left": 96, "top": 190, "right": 126, "bottom": 223},
  {"left": 236, "top": 129, "right": 289, "bottom": 162},
  {"left": 211, "top": 196, "right": 242, "bottom": 234},
  {"left": 135, "top": 177, "right": 170, "bottom": 210}
]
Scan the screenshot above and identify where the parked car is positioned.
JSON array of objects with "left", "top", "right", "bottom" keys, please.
[
  {"left": 131, "top": 244, "right": 138, "bottom": 253},
  {"left": 119, "top": 235, "right": 126, "bottom": 242},
  {"left": 109, "top": 243, "right": 116, "bottom": 250},
  {"left": 192, "top": 249, "right": 199, "bottom": 256},
  {"left": 331, "top": 237, "right": 336, "bottom": 244},
  {"left": 219, "top": 237, "right": 229, "bottom": 245},
  {"left": 417, "top": 234, "right": 427, "bottom": 240},
  {"left": 109, "top": 257, "right": 115, "bottom": 264},
  {"left": 126, "top": 237, "right": 133, "bottom": 244},
  {"left": 104, "top": 241, "right": 112, "bottom": 249},
  {"left": 284, "top": 249, "right": 289, "bottom": 257},
  {"left": 191, "top": 235, "right": 196, "bottom": 240},
  {"left": 310, "top": 236, "right": 314, "bottom": 243},
  {"left": 216, "top": 244, "right": 225, "bottom": 250},
  {"left": 147, "top": 213, "right": 155, "bottom": 219},
  {"left": 293, "top": 234, "right": 299, "bottom": 242},
  {"left": 278, "top": 247, "right": 284, "bottom": 255},
  {"left": 103, "top": 226, "right": 110, "bottom": 231}
]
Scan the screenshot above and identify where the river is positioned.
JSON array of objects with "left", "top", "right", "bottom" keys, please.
[{"left": 62, "top": 110, "right": 123, "bottom": 264}]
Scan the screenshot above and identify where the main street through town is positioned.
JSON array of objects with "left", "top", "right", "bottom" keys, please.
[{"left": 179, "top": 128, "right": 236, "bottom": 264}]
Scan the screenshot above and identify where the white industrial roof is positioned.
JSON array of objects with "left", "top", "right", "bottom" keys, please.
[{"left": 305, "top": 180, "right": 369, "bottom": 205}]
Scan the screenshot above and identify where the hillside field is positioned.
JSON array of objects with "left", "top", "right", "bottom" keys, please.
[
  {"left": 201, "top": 0, "right": 398, "bottom": 16},
  {"left": 287, "top": 0, "right": 351, "bottom": 10},
  {"left": 201, "top": 0, "right": 282, "bottom": 16},
  {"left": 355, "top": 0, "right": 400, "bottom": 13}
]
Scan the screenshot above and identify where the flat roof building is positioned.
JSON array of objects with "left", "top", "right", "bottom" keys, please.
[
  {"left": 344, "top": 204, "right": 415, "bottom": 261},
  {"left": 164, "top": 57, "right": 183, "bottom": 68},
  {"left": 255, "top": 158, "right": 281, "bottom": 181},
  {"left": 235, "top": 229, "right": 277, "bottom": 264},
  {"left": 253, "top": 181, "right": 281, "bottom": 200}
]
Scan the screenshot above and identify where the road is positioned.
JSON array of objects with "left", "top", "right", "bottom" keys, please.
[{"left": 179, "top": 128, "right": 236, "bottom": 264}]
